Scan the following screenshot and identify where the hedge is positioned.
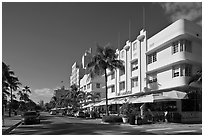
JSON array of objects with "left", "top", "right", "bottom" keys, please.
[{"left": 102, "top": 115, "right": 123, "bottom": 123}]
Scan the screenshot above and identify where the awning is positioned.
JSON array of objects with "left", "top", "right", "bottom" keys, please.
[
  {"left": 82, "top": 103, "right": 94, "bottom": 108},
  {"left": 93, "top": 97, "right": 129, "bottom": 106},
  {"left": 129, "top": 95, "right": 154, "bottom": 103},
  {"left": 51, "top": 108, "right": 57, "bottom": 111},
  {"left": 93, "top": 100, "right": 105, "bottom": 107},
  {"left": 114, "top": 97, "right": 130, "bottom": 104},
  {"left": 129, "top": 90, "right": 188, "bottom": 103},
  {"left": 154, "top": 90, "right": 188, "bottom": 101}
]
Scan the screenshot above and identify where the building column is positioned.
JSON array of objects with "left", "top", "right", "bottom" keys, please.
[
  {"left": 176, "top": 100, "right": 182, "bottom": 113},
  {"left": 137, "top": 33, "right": 145, "bottom": 92},
  {"left": 124, "top": 41, "right": 130, "bottom": 93}
]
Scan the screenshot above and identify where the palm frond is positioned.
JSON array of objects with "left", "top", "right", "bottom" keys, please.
[{"left": 188, "top": 70, "right": 202, "bottom": 85}]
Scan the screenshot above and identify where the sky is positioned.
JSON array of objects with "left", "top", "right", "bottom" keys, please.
[{"left": 2, "top": 2, "right": 202, "bottom": 104}]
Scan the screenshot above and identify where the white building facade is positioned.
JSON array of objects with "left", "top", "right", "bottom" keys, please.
[
  {"left": 70, "top": 49, "right": 106, "bottom": 105},
  {"left": 107, "top": 19, "right": 201, "bottom": 99},
  {"left": 80, "top": 74, "right": 106, "bottom": 102},
  {"left": 105, "top": 19, "right": 201, "bottom": 122},
  {"left": 69, "top": 49, "right": 92, "bottom": 87}
]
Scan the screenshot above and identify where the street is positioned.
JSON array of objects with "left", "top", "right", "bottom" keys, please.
[{"left": 9, "top": 112, "right": 202, "bottom": 135}]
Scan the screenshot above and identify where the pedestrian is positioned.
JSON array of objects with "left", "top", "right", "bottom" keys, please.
[
  {"left": 164, "top": 110, "right": 168, "bottom": 122},
  {"left": 140, "top": 103, "right": 146, "bottom": 119}
]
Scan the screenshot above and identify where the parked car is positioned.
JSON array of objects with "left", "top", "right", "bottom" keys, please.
[
  {"left": 21, "top": 111, "right": 40, "bottom": 125},
  {"left": 50, "top": 110, "right": 57, "bottom": 115},
  {"left": 66, "top": 111, "right": 74, "bottom": 117},
  {"left": 74, "top": 111, "right": 85, "bottom": 118}
]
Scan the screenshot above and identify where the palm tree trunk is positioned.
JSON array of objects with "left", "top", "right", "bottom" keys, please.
[
  {"left": 105, "top": 69, "right": 109, "bottom": 116},
  {"left": 9, "top": 87, "right": 12, "bottom": 117}
]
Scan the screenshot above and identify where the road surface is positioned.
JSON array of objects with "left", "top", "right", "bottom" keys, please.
[{"left": 9, "top": 112, "right": 202, "bottom": 135}]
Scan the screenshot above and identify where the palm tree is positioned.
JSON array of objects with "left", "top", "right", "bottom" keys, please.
[
  {"left": 2, "top": 62, "right": 21, "bottom": 117},
  {"left": 17, "top": 90, "right": 30, "bottom": 102},
  {"left": 76, "top": 91, "right": 86, "bottom": 108},
  {"left": 22, "top": 86, "right": 31, "bottom": 94},
  {"left": 18, "top": 86, "right": 31, "bottom": 103},
  {"left": 188, "top": 70, "right": 202, "bottom": 85},
  {"left": 86, "top": 45, "right": 124, "bottom": 116},
  {"left": 86, "top": 92, "right": 101, "bottom": 103},
  {"left": 187, "top": 70, "right": 202, "bottom": 111},
  {"left": 2, "top": 62, "right": 13, "bottom": 100}
]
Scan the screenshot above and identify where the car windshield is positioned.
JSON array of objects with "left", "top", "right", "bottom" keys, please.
[{"left": 23, "top": 112, "right": 37, "bottom": 116}]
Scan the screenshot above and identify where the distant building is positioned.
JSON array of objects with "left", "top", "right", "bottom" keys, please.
[
  {"left": 39, "top": 100, "right": 44, "bottom": 107},
  {"left": 70, "top": 48, "right": 106, "bottom": 104},
  {"left": 54, "top": 86, "right": 70, "bottom": 99},
  {"left": 69, "top": 48, "right": 93, "bottom": 88},
  {"left": 80, "top": 73, "right": 106, "bottom": 102}
]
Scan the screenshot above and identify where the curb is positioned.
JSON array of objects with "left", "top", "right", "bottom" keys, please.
[
  {"left": 2, "top": 121, "right": 22, "bottom": 135},
  {"left": 101, "top": 121, "right": 122, "bottom": 125}
]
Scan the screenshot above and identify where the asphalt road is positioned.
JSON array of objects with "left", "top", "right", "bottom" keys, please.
[{"left": 9, "top": 112, "right": 202, "bottom": 135}]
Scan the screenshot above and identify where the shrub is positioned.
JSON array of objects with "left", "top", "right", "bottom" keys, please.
[{"left": 102, "top": 115, "right": 123, "bottom": 123}]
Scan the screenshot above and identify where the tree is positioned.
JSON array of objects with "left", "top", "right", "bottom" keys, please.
[
  {"left": 17, "top": 86, "right": 32, "bottom": 112},
  {"left": 2, "top": 62, "right": 21, "bottom": 117},
  {"left": 2, "top": 62, "right": 12, "bottom": 101},
  {"left": 86, "top": 45, "right": 124, "bottom": 116},
  {"left": 69, "top": 84, "right": 83, "bottom": 110},
  {"left": 188, "top": 70, "right": 202, "bottom": 85},
  {"left": 23, "top": 86, "right": 31, "bottom": 94},
  {"left": 187, "top": 70, "right": 202, "bottom": 111},
  {"left": 86, "top": 92, "right": 101, "bottom": 103},
  {"left": 18, "top": 86, "right": 31, "bottom": 102}
]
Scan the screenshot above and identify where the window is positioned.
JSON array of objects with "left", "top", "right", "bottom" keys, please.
[
  {"left": 172, "top": 41, "right": 179, "bottom": 54},
  {"left": 119, "top": 81, "right": 125, "bottom": 91},
  {"left": 96, "top": 83, "right": 100, "bottom": 88},
  {"left": 111, "top": 71, "right": 115, "bottom": 80},
  {"left": 87, "top": 83, "right": 91, "bottom": 89},
  {"left": 109, "top": 85, "right": 115, "bottom": 93},
  {"left": 133, "top": 42, "right": 137, "bottom": 51},
  {"left": 84, "top": 85, "right": 86, "bottom": 90},
  {"left": 180, "top": 39, "right": 184, "bottom": 52},
  {"left": 153, "top": 53, "right": 157, "bottom": 62},
  {"left": 180, "top": 64, "right": 192, "bottom": 76},
  {"left": 131, "top": 77, "right": 138, "bottom": 88},
  {"left": 148, "top": 52, "right": 157, "bottom": 64},
  {"left": 148, "top": 74, "right": 157, "bottom": 83},
  {"left": 119, "top": 68, "right": 125, "bottom": 76},
  {"left": 172, "top": 66, "right": 180, "bottom": 77},
  {"left": 148, "top": 55, "right": 152, "bottom": 64},
  {"left": 173, "top": 39, "right": 192, "bottom": 54},
  {"left": 120, "top": 51, "right": 124, "bottom": 58},
  {"left": 131, "top": 60, "right": 138, "bottom": 71}
]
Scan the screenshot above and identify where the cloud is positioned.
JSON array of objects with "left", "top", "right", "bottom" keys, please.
[
  {"left": 159, "top": 2, "right": 202, "bottom": 25},
  {"left": 33, "top": 88, "right": 54, "bottom": 96}
]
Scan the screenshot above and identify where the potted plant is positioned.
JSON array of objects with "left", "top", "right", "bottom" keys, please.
[{"left": 120, "top": 102, "right": 129, "bottom": 123}]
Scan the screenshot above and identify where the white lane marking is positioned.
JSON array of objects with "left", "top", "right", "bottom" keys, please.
[
  {"left": 146, "top": 128, "right": 172, "bottom": 132},
  {"left": 169, "top": 130, "right": 198, "bottom": 133},
  {"left": 131, "top": 126, "right": 143, "bottom": 129}
]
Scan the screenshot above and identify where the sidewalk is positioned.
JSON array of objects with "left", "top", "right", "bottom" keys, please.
[{"left": 2, "top": 115, "right": 22, "bottom": 134}]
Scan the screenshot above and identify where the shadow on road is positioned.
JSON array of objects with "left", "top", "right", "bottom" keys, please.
[{"left": 39, "top": 122, "right": 156, "bottom": 135}]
